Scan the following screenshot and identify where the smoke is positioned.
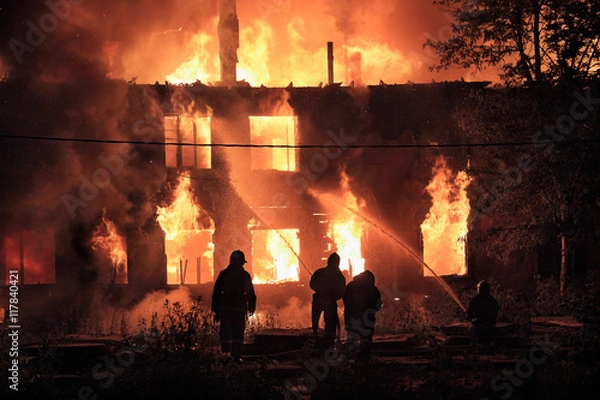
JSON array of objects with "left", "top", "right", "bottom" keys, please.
[
  {"left": 0, "top": 0, "right": 219, "bottom": 83},
  {"left": 82, "top": 287, "right": 314, "bottom": 335},
  {"left": 0, "top": 0, "right": 193, "bottom": 226},
  {"left": 0, "top": 1, "right": 199, "bottom": 291},
  {"left": 264, "top": 296, "right": 312, "bottom": 329},
  {"left": 0, "top": 1, "right": 483, "bottom": 317},
  {"left": 125, "top": 286, "right": 198, "bottom": 332},
  {"left": 81, "top": 286, "right": 199, "bottom": 335},
  {"left": 325, "top": 0, "right": 394, "bottom": 37},
  {"left": 0, "top": 0, "right": 497, "bottom": 86}
]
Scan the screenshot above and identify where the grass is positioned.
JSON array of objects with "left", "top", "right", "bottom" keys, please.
[{"left": 1, "top": 273, "right": 599, "bottom": 399}]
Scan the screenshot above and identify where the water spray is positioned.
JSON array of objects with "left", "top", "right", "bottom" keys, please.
[
  {"left": 247, "top": 205, "right": 314, "bottom": 277},
  {"left": 330, "top": 198, "right": 467, "bottom": 313},
  {"left": 231, "top": 184, "right": 314, "bottom": 277},
  {"left": 175, "top": 172, "right": 314, "bottom": 277}
]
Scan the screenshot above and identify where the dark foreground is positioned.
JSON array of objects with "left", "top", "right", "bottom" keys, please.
[{"left": 2, "top": 317, "right": 599, "bottom": 400}]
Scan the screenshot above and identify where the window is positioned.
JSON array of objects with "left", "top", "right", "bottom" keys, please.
[
  {"left": 164, "top": 115, "right": 211, "bottom": 169},
  {"left": 165, "top": 231, "right": 214, "bottom": 285},
  {"left": 249, "top": 116, "right": 297, "bottom": 171},
  {"left": 3, "top": 229, "right": 55, "bottom": 284},
  {"left": 331, "top": 221, "right": 365, "bottom": 277},
  {"left": 251, "top": 228, "right": 300, "bottom": 284},
  {"left": 90, "top": 216, "right": 128, "bottom": 284}
]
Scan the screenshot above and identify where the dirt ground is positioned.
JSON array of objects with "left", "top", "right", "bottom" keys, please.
[{"left": 2, "top": 316, "right": 598, "bottom": 400}]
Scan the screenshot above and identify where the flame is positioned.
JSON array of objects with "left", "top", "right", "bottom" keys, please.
[
  {"left": 157, "top": 176, "right": 215, "bottom": 284},
  {"left": 249, "top": 116, "right": 296, "bottom": 171},
  {"left": 345, "top": 39, "right": 414, "bottom": 86},
  {"left": 105, "top": 1, "right": 501, "bottom": 85},
  {"left": 252, "top": 228, "right": 300, "bottom": 284},
  {"left": 312, "top": 171, "right": 366, "bottom": 277},
  {"left": 421, "top": 156, "right": 471, "bottom": 276},
  {"left": 90, "top": 213, "right": 128, "bottom": 284},
  {"left": 165, "top": 15, "right": 416, "bottom": 87},
  {"left": 157, "top": 176, "right": 202, "bottom": 239},
  {"left": 330, "top": 172, "right": 365, "bottom": 276},
  {"left": 332, "top": 219, "right": 365, "bottom": 277},
  {"left": 166, "top": 18, "right": 220, "bottom": 84},
  {"left": 237, "top": 20, "right": 274, "bottom": 85}
]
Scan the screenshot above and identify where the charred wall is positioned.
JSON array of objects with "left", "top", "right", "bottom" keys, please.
[
  {"left": 1, "top": 80, "right": 490, "bottom": 316},
  {"left": 124, "top": 81, "right": 487, "bottom": 292}
]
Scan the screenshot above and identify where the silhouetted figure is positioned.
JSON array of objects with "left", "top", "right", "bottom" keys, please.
[
  {"left": 337, "top": 270, "right": 351, "bottom": 340},
  {"left": 466, "top": 280, "right": 499, "bottom": 343},
  {"left": 343, "top": 270, "right": 382, "bottom": 361},
  {"left": 211, "top": 250, "right": 256, "bottom": 363},
  {"left": 310, "top": 252, "right": 346, "bottom": 348}
]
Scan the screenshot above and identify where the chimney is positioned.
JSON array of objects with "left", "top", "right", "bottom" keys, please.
[
  {"left": 218, "top": 0, "right": 239, "bottom": 86},
  {"left": 327, "top": 42, "right": 334, "bottom": 85}
]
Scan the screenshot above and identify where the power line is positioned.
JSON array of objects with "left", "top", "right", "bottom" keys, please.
[{"left": 0, "top": 134, "right": 598, "bottom": 149}]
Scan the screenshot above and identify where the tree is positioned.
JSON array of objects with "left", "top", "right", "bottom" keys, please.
[
  {"left": 426, "top": 0, "right": 600, "bottom": 294},
  {"left": 460, "top": 86, "right": 599, "bottom": 294},
  {"left": 425, "top": 0, "right": 600, "bottom": 87}
]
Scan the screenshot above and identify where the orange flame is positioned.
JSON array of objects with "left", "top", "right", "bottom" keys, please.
[
  {"left": 249, "top": 116, "right": 296, "bottom": 171},
  {"left": 249, "top": 93, "right": 295, "bottom": 171},
  {"left": 252, "top": 228, "right": 300, "bottom": 284},
  {"left": 332, "top": 219, "right": 365, "bottom": 277},
  {"left": 421, "top": 156, "right": 471, "bottom": 276},
  {"left": 331, "top": 172, "right": 365, "bottom": 277},
  {"left": 90, "top": 212, "right": 128, "bottom": 284},
  {"left": 157, "top": 176, "right": 215, "bottom": 284},
  {"left": 165, "top": 16, "right": 415, "bottom": 87},
  {"left": 157, "top": 176, "right": 202, "bottom": 239},
  {"left": 312, "top": 171, "right": 366, "bottom": 277},
  {"left": 166, "top": 18, "right": 220, "bottom": 84}
]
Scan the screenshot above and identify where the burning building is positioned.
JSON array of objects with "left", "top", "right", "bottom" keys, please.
[
  {"left": 0, "top": 78, "right": 488, "bottom": 304},
  {"left": 0, "top": 0, "right": 513, "bottom": 323}
]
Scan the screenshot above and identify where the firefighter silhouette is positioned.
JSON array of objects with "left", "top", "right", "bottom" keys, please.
[
  {"left": 211, "top": 250, "right": 256, "bottom": 363},
  {"left": 310, "top": 252, "right": 346, "bottom": 348},
  {"left": 343, "top": 270, "right": 382, "bottom": 361},
  {"left": 466, "top": 280, "right": 499, "bottom": 342}
]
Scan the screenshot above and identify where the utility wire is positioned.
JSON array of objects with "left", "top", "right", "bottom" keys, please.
[
  {"left": 0, "top": 134, "right": 598, "bottom": 149},
  {"left": 167, "top": 171, "right": 314, "bottom": 277}
]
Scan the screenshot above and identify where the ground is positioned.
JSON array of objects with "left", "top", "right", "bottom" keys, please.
[
  {"left": 2, "top": 276, "right": 599, "bottom": 399},
  {"left": 1, "top": 316, "right": 598, "bottom": 400}
]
